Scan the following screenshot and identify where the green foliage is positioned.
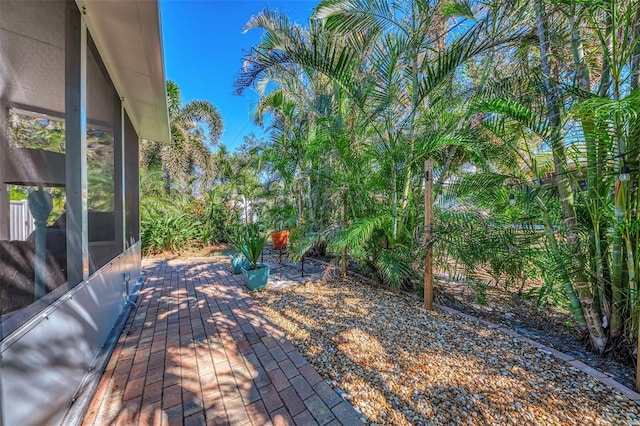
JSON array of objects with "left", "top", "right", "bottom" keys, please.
[
  {"left": 9, "top": 187, "right": 28, "bottom": 201},
  {"left": 140, "top": 171, "right": 242, "bottom": 254},
  {"left": 287, "top": 227, "right": 318, "bottom": 261},
  {"left": 9, "top": 111, "right": 65, "bottom": 153},
  {"left": 522, "top": 250, "right": 569, "bottom": 308},
  {"left": 328, "top": 212, "right": 418, "bottom": 290},
  {"left": 139, "top": 80, "right": 236, "bottom": 255},
  {"left": 141, "top": 81, "right": 224, "bottom": 194},
  {"left": 83, "top": 127, "right": 116, "bottom": 213},
  {"left": 374, "top": 246, "right": 415, "bottom": 290},
  {"left": 141, "top": 197, "right": 201, "bottom": 255},
  {"left": 220, "top": 0, "right": 640, "bottom": 358},
  {"left": 226, "top": 223, "right": 269, "bottom": 269},
  {"left": 471, "top": 280, "right": 488, "bottom": 306},
  {"left": 265, "top": 201, "right": 297, "bottom": 230}
]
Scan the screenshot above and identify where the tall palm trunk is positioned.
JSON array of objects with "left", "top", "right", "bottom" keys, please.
[
  {"left": 632, "top": 9, "right": 640, "bottom": 91},
  {"left": 297, "top": 183, "right": 304, "bottom": 228},
  {"left": 569, "top": 7, "right": 616, "bottom": 333},
  {"left": 535, "top": 0, "right": 607, "bottom": 352},
  {"left": 605, "top": 2, "right": 634, "bottom": 339}
]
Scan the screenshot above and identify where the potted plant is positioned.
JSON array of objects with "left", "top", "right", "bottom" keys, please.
[
  {"left": 227, "top": 225, "right": 250, "bottom": 273},
  {"left": 267, "top": 202, "right": 297, "bottom": 250},
  {"left": 227, "top": 223, "right": 270, "bottom": 290},
  {"left": 229, "top": 253, "right": 249, "bottom": 274},
  {"left": 271, "top": 229, "right": 290, "bottom": 250}
]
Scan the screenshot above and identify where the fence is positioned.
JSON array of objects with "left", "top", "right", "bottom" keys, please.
[{"left": 10, "top": 199, "right": 35, "bottom": 241}]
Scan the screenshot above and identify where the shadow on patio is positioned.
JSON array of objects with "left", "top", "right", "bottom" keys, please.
[{"left": 81, "top": 259, "right": 361, "bottom": 426}]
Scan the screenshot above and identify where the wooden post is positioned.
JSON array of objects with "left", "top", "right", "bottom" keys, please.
[
  {"left": 424, "top": 160, "right": 433, "bottom": 311},
  {"left": 341, "top": 188, "right": 348, "bottom": 277}
]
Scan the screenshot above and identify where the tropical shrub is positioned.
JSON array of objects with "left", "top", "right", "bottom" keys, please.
[
  {"left": 141, "top": 199, "right": 201, "bottom": 255},
  {"left": 224, "top": 0, "right": 640, "bottom": 361}
]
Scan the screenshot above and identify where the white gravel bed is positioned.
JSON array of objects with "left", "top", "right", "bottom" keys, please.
[{"left": 250, "top": 276, "right": 640, "bottom": 425}]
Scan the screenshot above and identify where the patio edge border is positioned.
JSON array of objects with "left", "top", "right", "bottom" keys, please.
[{"left": 435, "top": 303, "right": 640, "bottom": 405}]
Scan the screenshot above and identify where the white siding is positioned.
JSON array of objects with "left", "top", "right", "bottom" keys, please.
[{"left": 9, "top": 199, "right": 35, "bottom": 241}]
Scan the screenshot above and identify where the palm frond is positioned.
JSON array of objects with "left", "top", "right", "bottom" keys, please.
[
  {"left": 180, "top": 100, "right": 224, "bottom": 143},
  {"left": 328, "top": 213, "right": 392, "bottom": 252},
  {"left": 375, "top": 246, "right": 414, "bottom": 289},
  {"left": 314, "top": 0, "right": 400, "bottom": 36}
]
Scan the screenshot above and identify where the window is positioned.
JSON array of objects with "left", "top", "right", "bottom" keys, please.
[
  {"left": 0, "top": 0, "right": 69, "bottom": 336},
  {"left": 86, "top": 35, "right": 122, "bottom": 273},
  {"left": 9, "top": 109, "right": 66, "bottom": 153},
  {"left": 0, "top": 0, "right": 134, "bottom": 338}
]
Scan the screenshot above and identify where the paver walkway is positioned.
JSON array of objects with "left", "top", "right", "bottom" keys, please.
[{"left": 83, "top": 258, "right": 362, "bottom": 426}]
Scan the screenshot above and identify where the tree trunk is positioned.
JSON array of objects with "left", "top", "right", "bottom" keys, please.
[
  {"left": 598, "top": 13, "right": 613, "bottom": 97},
  {"left": 242, "top": 194, "right": 248, "bottom": 224},
  {"left": 535, "top": 0, "right": 607, "bottom": 352},
  {"left": 632, "top": 8, "right": 640, "bottom": 91},
  {"left": 297, "top": 183, "right": 304, "bottom": 228},
  {"left": 569, "top": 6, "right": 618, "bottom": 335}
]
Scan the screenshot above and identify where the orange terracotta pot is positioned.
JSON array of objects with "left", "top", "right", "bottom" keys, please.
[{"left": 271, "top": 230, "right": 290, "bottom": 249}]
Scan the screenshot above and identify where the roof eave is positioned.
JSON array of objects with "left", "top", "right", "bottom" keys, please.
[{"left": 76, "top": 0, "right": 170, "bottom": 143}]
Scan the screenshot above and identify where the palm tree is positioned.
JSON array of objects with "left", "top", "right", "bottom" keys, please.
[
  {"left": 141, "top": 80, "right": 223, "bottom": 194},
  {"left": 234, "top": 2, "right": 524, "bottom": 289},
  {"left": 462, "top": 0, "right": 640, "bottom": 356},
  {"left": 231, "top": 0, "right": 640, "bottom": 368}
]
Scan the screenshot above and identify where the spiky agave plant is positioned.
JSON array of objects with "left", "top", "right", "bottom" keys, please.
[{"left": 227, "top": 223, "right": 269, "bottom": 270}]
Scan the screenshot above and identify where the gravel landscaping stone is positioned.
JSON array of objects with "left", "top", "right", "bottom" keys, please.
[{"left": 250, "top": 276, "right": 640, "bottom": 425}]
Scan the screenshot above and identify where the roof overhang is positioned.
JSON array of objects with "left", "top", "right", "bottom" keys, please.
[{"left": 76, "top": 0, "right": 170, "bottom": 143}]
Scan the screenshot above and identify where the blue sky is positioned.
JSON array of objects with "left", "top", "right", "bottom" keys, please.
[{"left": 161, "top": 1, "right": 316, "bottom": 151}]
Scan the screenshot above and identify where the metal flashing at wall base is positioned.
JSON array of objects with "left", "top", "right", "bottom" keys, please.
[
  {"left": 0, "top": 243, "right": 141, "bottom": 426},
  {"left": 60, "top": 263, "right": 144, "bottom": 426}
]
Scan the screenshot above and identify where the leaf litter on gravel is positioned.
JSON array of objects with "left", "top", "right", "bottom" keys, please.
[{"left": 250, "top": 276, "right": 640, "bottom": 425}]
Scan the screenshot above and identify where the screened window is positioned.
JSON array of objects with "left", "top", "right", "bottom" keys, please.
[
  {"left": 0, "top": 0, "right": 69, "bottom": 336},
  {"left": 86, "top": 35, "right": 122, "bottom": 273}
]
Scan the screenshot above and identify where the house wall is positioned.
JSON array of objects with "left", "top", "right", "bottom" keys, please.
[
  {"left": 0, "top": 244, "right": 141, "bottom": 426},
  {"left": 0, "top": 1, "right": 145, "bottom": 424}
]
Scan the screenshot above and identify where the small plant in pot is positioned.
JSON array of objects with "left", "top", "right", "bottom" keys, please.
[
  {"left": 229, "top": 253, "right": 249, "bottom": 274},
  {"left": 228, "top": 223, "right": 270, "bottom": 290},
  {"left": 271, "top": 229, "right": 290, "bottom": 250},
  {"left": 226, "top": 226, "right": 250, "bottom": 273},
  {"left": 267, "top": 202, "right": 297, "bottom": 250}
]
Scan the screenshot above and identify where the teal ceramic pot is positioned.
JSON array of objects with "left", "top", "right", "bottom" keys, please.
[
  {"left": 242, "top": 264, "right": 270, "bottom": 290},
  {"left": 230, "top": 254, "right": 250, "bottom": 274}
]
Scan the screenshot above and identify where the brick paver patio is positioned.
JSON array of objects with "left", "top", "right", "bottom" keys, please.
[{"left": 82, "top": 258, "right": 362, "bottom": 425}]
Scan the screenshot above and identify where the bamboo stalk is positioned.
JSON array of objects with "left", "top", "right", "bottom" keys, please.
[{"left": 424, "top": 160, "right": 433, "bottom": 311}]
